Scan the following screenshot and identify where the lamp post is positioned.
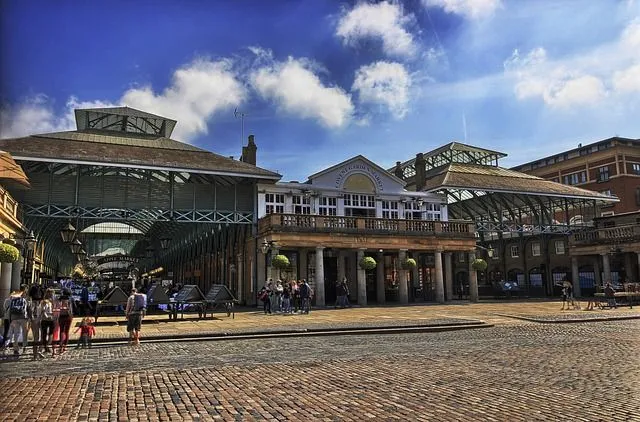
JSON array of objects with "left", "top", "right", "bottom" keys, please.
[
  {"left": 261, "top": 239, "right": 276, "bottom": 287},
  {"left": 60, "top": 221, "right": 76, "bottom": 243},
  {"left": 20, "top": 231, "right": 37, "bottom": 286}
]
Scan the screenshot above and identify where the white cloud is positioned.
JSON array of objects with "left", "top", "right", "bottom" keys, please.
[
  {"left": 336, "top": 1, "right": 416, "bottom": 57},
  {"left": 613, "top": 63, "right": 640, "bottom": 93},
  {"left": 352, "top": 61, "right": 412, "bottom": 118},
  {"left": 250, "top": 56, "right": 354, "bottom": 128},
  {"left": 504, "top": 18, "right": 640, "bottom": 109},
  {"left": 1, "top": 58, "right": 246, "bottom": 142},
  {"left": 423, "top": 0, "right": 502, "bottom": 19}
]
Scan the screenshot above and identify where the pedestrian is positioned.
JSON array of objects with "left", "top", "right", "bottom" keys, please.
[
  {"left": 55, "top": 288, "right": 74, "bottom": 354},
  {"left": 300, "top": 279, "right": 311, "bottom": 314},
  {"left": 74, "top": 317, "right": 95, "bottom": 348},
  {"left": 282, "top": 285, "right": 291, "bottom": 314},
  {"left": 458, "top": 280, "right": 464, "bottom": 300},
  {"left": 335, "top": 279, "right": 346, "bottom": 308},
  {"left": 258, "top": 283, "right": 272, "bottom": 315},
  {"left": 39, "top": 289, "right": 56, "bottom": 357},
  {"left": 28, "top": 283, "right": 44, "bottom": 360},
  {"left": 125, "top": 288, "right": 146, "bottom": 346},
  {"left": 3, "top": 286, "right": 30, "bottom": 357},
  {"left": 292, "top": 280, "right": 301, "bottom": 313}
]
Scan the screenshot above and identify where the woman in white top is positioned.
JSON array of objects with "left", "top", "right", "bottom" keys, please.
[{"left": 39, "top": 289, "right": 56, "bottom": 357}]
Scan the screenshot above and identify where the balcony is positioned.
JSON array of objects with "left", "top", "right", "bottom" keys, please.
[
  {"left": 570, "top": 224, "right": 640, "bottom": 246},
  {"left": 0, "top": 185, "right": 23, "bottom": 229},
  {"left": 258, "top": 213, "right": 475, "bottom": 238}
]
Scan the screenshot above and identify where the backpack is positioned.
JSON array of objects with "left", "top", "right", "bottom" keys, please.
[
  {"left": 9, "top": 297, "right": 27, "bottom": 319},
  {"left": 133, "top": 294, "right": 146, "bottom": 312}
]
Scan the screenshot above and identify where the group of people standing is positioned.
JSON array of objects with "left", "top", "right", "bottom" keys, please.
[
  {"left": 1, "top": 284, "right": 86, "bottom": 359},
  {"left": 259, "top": 279, "right": 312, "bottom": 315}
]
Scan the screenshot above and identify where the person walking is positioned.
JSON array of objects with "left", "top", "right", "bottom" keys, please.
[
  {"left": 258, "top": 283, "right": 272, "bottom": 315},
  {"left": 3, "top": 287, "right": 30, "bottom": 357},
  {"left": 28, "top": 283, "right": 44, "bottom": 360},
  {"left": 300, "top": 279, "right": 311, "bottom": 314},
  {"left": 55, "top": 288, "right": 74, "bottom": 354},
  {"left": 74, "top": 317, "right": 96, "bottom": 348},
  {"left": 39, "top": 289, "right": 56, "bottom": 357},
  {"left": 125, "top": 288, "right": 146, "bottom": 346}
]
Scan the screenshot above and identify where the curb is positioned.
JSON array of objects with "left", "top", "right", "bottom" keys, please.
[
  {"left": 87, "top": 321, "right": 493, "bottom": 347},
  {"left": 496, "top": 314, "right": 640, "bottom": 324}
]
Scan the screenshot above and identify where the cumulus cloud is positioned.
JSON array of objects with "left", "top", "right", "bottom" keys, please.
[
  {"left": 1, "top": 58, "right": 246, "bottom": 142},
  {"left": 336, "top": 1, "right": 416, "bottom": 57},
  {"left": 250, "top": 53, "right": 354, "bottom": 128},
  {"left": 504, "top": 18, "right": 640, "bottom": 109},
  {"left": 422, "top": 0, "right": 502, "bottom": 19},
  {"left": 352, "top": 61, "right": 412, "bottom": 118}
]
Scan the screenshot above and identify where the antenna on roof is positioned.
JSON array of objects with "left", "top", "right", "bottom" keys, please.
[
  {"left": 462, "top": 112, "right": 468, "bottom": 143},
  {"left": 234, "top": 108, "right": 247, "bottom": 149}
]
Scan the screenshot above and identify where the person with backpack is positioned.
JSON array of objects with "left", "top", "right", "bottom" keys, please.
[
  {"left": 3, "top": 287, "right": 30, "bottom": 357},
  {"left": 28, "top": 283, "right": 44, "bottom": 360},
  {"left": 125, "top": 288, "right": 146, "bottom": 346},
  {"left": 300, "top": 279, "right": 311, "bottom": 315},
  {"left": 55, "top": 288, "right": 74, "bottom": 354}
]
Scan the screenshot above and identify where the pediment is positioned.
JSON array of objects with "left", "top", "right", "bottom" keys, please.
[{"left": 307, "top": 155, "right": 406, "bottom": 193}]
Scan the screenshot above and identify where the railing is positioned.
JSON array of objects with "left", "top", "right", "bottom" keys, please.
[
  {"left": 259, "top": 213, "right": 475, "bottom": 236},
  {"left": 570, "top": 224, "right": 640, "bottom": 245},
  {"left": 0, "top": 186, "right": 22, "bottom": 224}
]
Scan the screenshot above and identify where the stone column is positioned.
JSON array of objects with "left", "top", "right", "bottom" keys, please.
[
  {"left": 315, "top": 247, "right": 325, "bottom": 307},
  {"left": 356, "top": 248, "right": 367, "bottom": 306},
  {"left": 376, "top": 250, "right": 385, "bottom": 304},
  {"left": 444, "top": 253, "right": 453, "bottom": 301},
  {"left": 236, "top": 253, "right": 244, "bottom": 303},
  {"left": 637, "top": 252, "right": 640, "bottom": 281},
  {"left": 468, "top": 252, "right": 479, "bottom": 302},
  {"left": 571, "top": 256, "right": 581, "bottom": 297},
  {"left": 299, "top": 249, "right": 308, "bottom": 281},
  {"left": 594, "top": 256, "right": 602, "bottom": 291},
  {"left": 12, "top": 257, "right": 23, "bottom": 291},
  {"left": 434, "top": 249, "right": 445, "bottom": 303},
  {"left": 601, "top": 253, "right": 611, "bottom": 284},
  {"left": 1, "top": 262, "right": 12, "bottom": 305},
  {"left": 398, "top": 249, "right": 408, "bottom": 304}
]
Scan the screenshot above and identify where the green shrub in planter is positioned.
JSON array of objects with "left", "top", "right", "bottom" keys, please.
[
  {"left": 271, "top": 254, "right": 290, "bottom": 269},
  {"left": 471, "top": 258, "right": 488, "bottom": 272},
  {"left": 359, "top": 256, "right": 377, "bottom": 270},
  {"left": 401, "top": 258, "right": 417, "bottom": 270},
  {"left": 0, "top": 243, "right": 20, "bottom": 263}
]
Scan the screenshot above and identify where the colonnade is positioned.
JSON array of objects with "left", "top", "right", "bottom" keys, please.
[
  {"left": 571, "top": 252, "right": 640, "bottom": 294},
  {"left": 0, "top": 258, "right": 25, "bottom": 305},
  {"left": 304, "top": 248, "right": 479, "bottom": 307}
]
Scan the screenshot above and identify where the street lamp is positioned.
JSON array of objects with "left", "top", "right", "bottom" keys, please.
[
  {"left": 145, "top": 246, "right": 154, "bottom": 258},
  {"left": 60, "top": 221, "right": 76, "bottom": 243},
  {"left": 70, "top": 238, "right": 83, "bottom": 254},
  {"left": 261, "top": 239, "right": 276, "bottom": 255},
  {"left": 476, "top": 244, "right": 494, "bottom": 258},
  {"left": 160, "top": 237, "right": 171, "bottom": 250}
]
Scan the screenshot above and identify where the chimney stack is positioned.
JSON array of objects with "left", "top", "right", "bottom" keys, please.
[
  {"left": 240, "top": 134, "right": 257, "bottom": 165},
  {"left": 394, "top": 161, "right": 404, "bottom": 180}
]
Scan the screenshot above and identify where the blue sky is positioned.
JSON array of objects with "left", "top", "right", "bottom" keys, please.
[{"left": 1, "top": 0, "right": 639, "bottom": 181}]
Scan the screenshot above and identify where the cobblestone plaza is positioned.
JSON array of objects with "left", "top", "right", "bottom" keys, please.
[{"left": 1, "top": 303, "right": 639, "bottom": 421}]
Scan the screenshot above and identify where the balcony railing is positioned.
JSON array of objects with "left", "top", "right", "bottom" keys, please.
[
  {"left": 570, "top": 224, "right": 640, "bottom": 246},
  {"left": 0, "top": 185, "right": 22, "bottom": 224},
  {"left": 259, "top": 213, "right": 475, "bottom": 237}
]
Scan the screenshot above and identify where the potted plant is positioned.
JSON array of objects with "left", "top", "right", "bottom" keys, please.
[
  {"left": 471, "top": 258, "right": 488, "bottom": 272},
  {"left": 0, "top": 243, "right": 20, "bottom": 263},
  {"left": 271, "top": 254, "right": 290, "bottom": 269},
  {"left": 401, "top": 258, "right": 417, "bottom": 270},
  {"left": 359, "top": 256, "right": 377, "bottom": 270}
]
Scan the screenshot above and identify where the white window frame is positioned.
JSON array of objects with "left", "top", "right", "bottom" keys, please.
[
  {"left": 598, "top": 166, "right": 610, "bottom": 182},
  {"left": 404, "top": 201, "right": 423, "bottom": 220},
  {"left": 426, "top": 203, "right": 441, "bottom": 221},
  {"left": 382, "top": 200, "right": 399, "bottom": 219},
  {"left": 531, "top": 243, "right": 541, "bottom": 257},
  {"left": 511, "top": 245, "right": 519, "bottom": 258},
  {"left": 555, "top": 241, "right": 565, "bottom": 255},
  {"left": 318, "top": 196, "right": 337, "bottom": 216},
  {"left": 632, "top": 163, "right": 640, "bottom": 175},
  {"left": 292, "top": 195, "right": 311, "bottom": 215},
  {"left": 265, "top": 193, "right": 284, "bottom": 214}
]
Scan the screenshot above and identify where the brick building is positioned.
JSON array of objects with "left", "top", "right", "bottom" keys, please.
[{"left": 511, "top": 137, "right": 640, "bottom": 216}]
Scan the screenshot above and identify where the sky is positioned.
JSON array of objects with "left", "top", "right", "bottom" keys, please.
[{"left": 1, "top": 0, "right": 639, "bottom": 181}]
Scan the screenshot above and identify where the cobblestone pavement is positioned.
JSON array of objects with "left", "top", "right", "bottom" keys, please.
[{"left": 1, "top": 318, "right": 639, "bottom": 421}]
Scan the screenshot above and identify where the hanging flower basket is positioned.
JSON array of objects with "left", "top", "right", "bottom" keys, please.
[
  {"left": 359, "top": 256, "right": 377, "bottom": 270},
  {"left": 471, "top": 258, "right": 488, "bottom": 272},
  {"left": 0, "top": 243, "right": 20, "bottom": 263},
  {"left": 401, "top": 258, "right": 417, "bottom": 270},
  {"left": 271, "top": 254, "right": 290, "bottom": 269}
]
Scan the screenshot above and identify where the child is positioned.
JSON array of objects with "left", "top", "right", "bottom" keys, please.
[{"left": 74, "top": 317, "right": 96, "bottom": 349}]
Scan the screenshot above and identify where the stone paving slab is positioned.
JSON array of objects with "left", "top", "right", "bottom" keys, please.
[{"left": 1, "top": 320, "right": 638, "bottom": 421}]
